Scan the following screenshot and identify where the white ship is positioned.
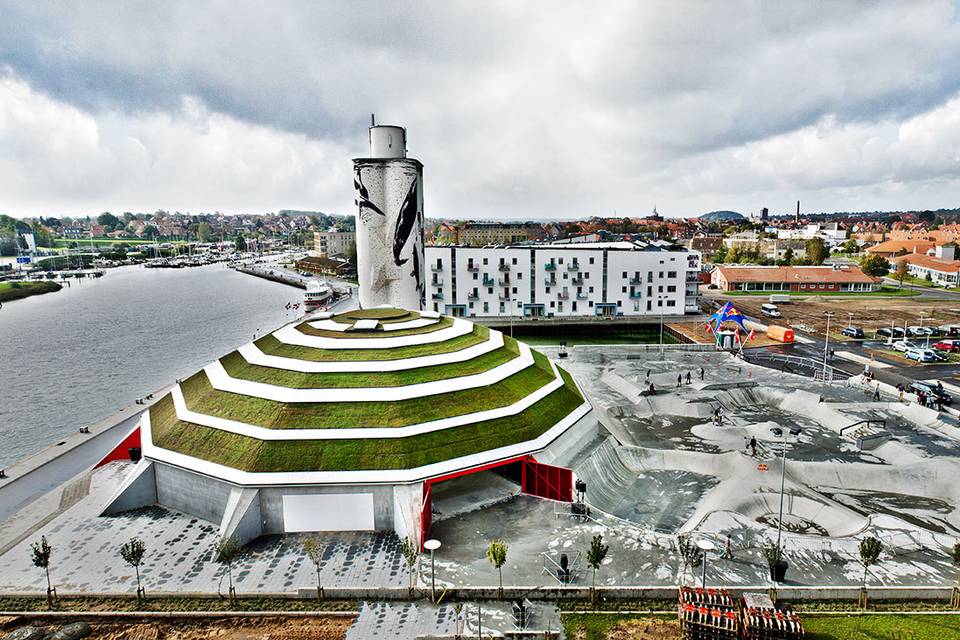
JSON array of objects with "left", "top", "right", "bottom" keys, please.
[{"left": 303, "top": 279, "right": 333, "bottom": 310}]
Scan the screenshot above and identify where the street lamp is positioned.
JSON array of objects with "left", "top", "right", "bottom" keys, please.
[
  {"left": 658, "top": 296, "right": 667, "bottom": 356},
  {"left": 920, "top": 312, "right": 929, "bottom": 348},
  {"left": 696, "top": 539, "right": 716, "bottom": 589},
  {"left": 823, "top": 312, "right": 835, "bottom": 373},
  {"left": 770, "top": 426, "right": 802, "bottom": 568},
  {"left": 424, "top": 538, "right": 441, "bottom": 602}
]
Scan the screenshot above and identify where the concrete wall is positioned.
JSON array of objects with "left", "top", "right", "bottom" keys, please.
[
  {"left": 259, "top": 484, "right": 397, "bottom": 534},
  {"left": 155, "top": 463, "right": 234, "bottom": 525}
]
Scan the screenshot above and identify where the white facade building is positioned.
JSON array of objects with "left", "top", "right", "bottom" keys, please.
[{"left": 425, "top": 242, "right": 701, "bottom": 318}]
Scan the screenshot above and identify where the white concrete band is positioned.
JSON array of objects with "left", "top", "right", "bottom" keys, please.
[
  {"left": 381, "top": 317, "right": 440, "bottom": 331},
  {"left": 170, "top": 359, "right": 567, "bottom": 440},
  {"left": 237, "top": 330, "right": 505, "bottom": 373},
  {"left": 205, "top": 343, "right": 534, "bottom": 403},
  {"left": 273, "top": 317, "right": 472, "bottom": 349},
  {"left": 141, "top": 400, "right": 591, "bottom": 485},
  {"left": 306, "top": 319, "right": 355, "bottom": 332}
]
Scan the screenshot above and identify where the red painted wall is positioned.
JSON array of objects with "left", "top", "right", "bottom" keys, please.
[{"left": 95, "top": 426, "right": 141, "bottom": 468}]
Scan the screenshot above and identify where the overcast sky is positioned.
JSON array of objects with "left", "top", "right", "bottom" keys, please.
[{"left": 2, "top": 1, "right": 960, "bottom": 220}]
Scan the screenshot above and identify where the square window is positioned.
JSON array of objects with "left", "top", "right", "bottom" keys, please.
[
  {"left": 589, "top": 257, "right": 595, "bottom": 264},
  {"left": 617, "top": 300, "right": 622, "bottom": 307},
  {"left": 488, "top": 287, "right": 493, "bottom": 294},
  {"left": 512, "top": 287, "right": 517, "bottom": 294},
  {"left": 473, "top": 272, "right": 478, "bottom": 280},
  {"left": 667, "top": 271, "right": 677, "bottom": 278},
  {"left": 559, "top": 257, "right": 564, "bottom": 264},
  {"left": 622, "top": 271, "right": 628, "bottom": 278},
  {"left": 518, "top": 273, "right": 522, "bottom": 280},
  {"left": 483, "top": 258, "right": 488, "bottom": 265},
  {"left": 512, "top": 257, "right": 517, "bottom": 265},
  {"left": 550, "top": 301, "right": 555, "bottom": 308},
  {"left": 546, "top": 286, "right": 551, "bottom": 293},
  {"left": 622, "top": 286, "right": 627, "bottom": 293},
  {"left": 563, "top": 273, "right": 569, "bottom": 279},
  {"left": 589, "top": 286, "right": 594, "bottom": 293}
]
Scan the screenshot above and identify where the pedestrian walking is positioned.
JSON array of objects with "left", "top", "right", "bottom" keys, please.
[
  {"left": 685, "top": 371, "right": 691, "bottom": 385},
  {"left": 677, "top": 374, "right": 682, "bottom": 388},
  {"left": 749, "top": 436, "right": 757, "bottom": 457},
  {"left": 646, "top": 369, "right": 650, "bottom": 380},
  {"left": 873, "top": 383, "right": 881, "bottom": 401},
  {"left": 699, "top": 367, "right": 704, "bottom": 381}
]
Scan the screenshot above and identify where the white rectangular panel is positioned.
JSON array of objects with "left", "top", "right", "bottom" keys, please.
[{"left": 282, "top": 493, "right": 375, "bottom": 532}]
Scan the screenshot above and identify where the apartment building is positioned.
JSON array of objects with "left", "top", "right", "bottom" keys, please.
[
  {"left": 425, "top": 241, "right": 701, "bottom": 318},
  {"left": 313, "top": 230, "right": 355, "bottom": 258}
]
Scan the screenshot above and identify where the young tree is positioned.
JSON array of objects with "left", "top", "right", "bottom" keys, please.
[
  {"left": 486, "top": 539, "right": 508, "bottom": 598},
  {"left": 843, "top": 238, "right": 859, "bottom": 254},
  {"left": 586, "top": 534, "right": 609, "bottom": 604},
  {"left": 859, "top": 536, "right": 883, "bottom": 588},
  {"left": 895, "top": 260, "right": 908, "bottom": 287},
  {"left": 398, "top": 537, "right": 421, "bottom": 596},
  {"left": 234, "top": 233, "right": 247, "bottom": 252},
  {"left": 303, "top": 536, "right": 325, "bottom": 600},
  {"left": 197, "top": 222, "right": 211, "bottom": 243},
  {"left": 763, "top": 540, "right": 783, "bottom": 582},
  {"left": 30, "top": 536, "right": 55, "bottom": 606},
  {"left": 214, "top": 536, "right": 242, "bottom": 601},
  {"left": 120, "top": 537, "right": 147, "bottom": 601},
  {"left": 859, "top": 254, "right": 891, "bottom": 278},
  {"left": 676, "top": 534, "right": 703, "bottom": 583},
  {"left": 805, "top": 238, "right": 828, "bottom": 265},
  {"left": 781, "top": 247, "right": 795, "bottom": 265}
]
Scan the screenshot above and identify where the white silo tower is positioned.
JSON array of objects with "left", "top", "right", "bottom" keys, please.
[{"left": 353, "top": 120, "right": 425, "bottom": 310}]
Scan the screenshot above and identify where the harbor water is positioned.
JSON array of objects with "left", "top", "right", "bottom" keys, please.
[{"left": 0, "top": 264, "right": 302, "bottom": 467}]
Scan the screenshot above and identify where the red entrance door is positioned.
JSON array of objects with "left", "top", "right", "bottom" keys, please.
[{"left": 522, "top": 458, "right": 573, "bottom": 502}]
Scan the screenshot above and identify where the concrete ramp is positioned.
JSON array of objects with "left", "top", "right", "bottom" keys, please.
[{"left": 573, "top": 438, "right": 720, "bottom": 532}]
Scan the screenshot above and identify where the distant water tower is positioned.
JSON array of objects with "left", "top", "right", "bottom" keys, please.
[{"left": 353, "top": 116, "right": 425, "bottom": 310}]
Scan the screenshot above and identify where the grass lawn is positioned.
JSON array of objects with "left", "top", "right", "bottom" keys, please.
[
  {"left": 725, "top": 286, "right": 918, "bottom": 298},
  {"left": 562, "top": 613, "right": 676, "bottom": 640},
  {"left": 0, "top": 280, "right": 62, "bottom": 302},
  {"left": 220, "top": 336, "right": 521, "bottom": 388},
  {"left": 255, "top": 324, "right": 490, "bottom": 361},
  {"left": 803, "top": 614, "right": 960, "bottom": 639},
  {"left": 181, "top": 349, "right": 557, "bottom": 429},
  {"left": 150, "top": 368, "right": 584, "bottom": 472},
  {"left": 333, "top": 308, "right": 417, "bottom": 322},
  {"left": 296, "top": 315, "right": 453, "bottom": 338},
  {"left": 560, "top": 613, "right": 960, "bottom": 640}
]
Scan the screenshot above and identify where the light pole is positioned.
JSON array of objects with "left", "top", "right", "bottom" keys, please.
[
  {"left": 697, "top": 540, "right": 715, "bottom": 589},
  {"left": 658, "top": 296, "right": 666, "bottom": 356},
  {"left": 920, "top": 312, "right": 929, "bottom": 348},
  {"left": 424, "top": 538, "right": 441, "bottom": 602},
  {"left": 771, "top": 426, "right": 801, "bottom": 562},
  {"left": 823, "top": 311, "right": 834, "bottom": 371}
]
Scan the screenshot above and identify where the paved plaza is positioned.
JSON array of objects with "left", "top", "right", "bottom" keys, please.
[{"left": 1, "top": 347, "right": 959, "bottom": 594}]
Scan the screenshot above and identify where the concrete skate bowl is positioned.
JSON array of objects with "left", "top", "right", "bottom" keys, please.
[
  {"left": 728, "top": 491, "right": 868, "bottom": 538},
  {"left": 573, "top": 437, "right": 719, "bottom": 532}
]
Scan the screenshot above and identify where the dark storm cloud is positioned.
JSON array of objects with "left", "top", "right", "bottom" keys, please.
[{"left": 1, "top": 1, "right": 959, "bottom": 217}]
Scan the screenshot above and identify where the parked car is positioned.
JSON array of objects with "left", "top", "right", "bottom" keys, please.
[
  {"left": 906, "top": 326, "right": 930, "bottom": 337},
  {"left": 876, "top": 327, "right": 905, "bottom": 339},
  {"left": 892, "top": 340, "right": 915, "bottom": 352},
  {"left": 928, "top": 327, "right": 944, "bottom": 336},
  {"left": 930, "top": 349, "right": 950, "bottom": 362},
  {"left": 933, "top": 340, "right": 959, "bottom": 352},
  {"left": 841, "top": 326, "right": 864, "bottom": 339},
  {"left": 910, "top": 381, "right": 953, "bottom": 404},
  {"left": 761, "top": 303, "right": 781, "bottom": 318},
  {"left": 905, "top": 348, "right": 936, "bottom": 362}
]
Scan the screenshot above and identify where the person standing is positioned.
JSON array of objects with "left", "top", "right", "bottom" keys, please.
[
  {"left": 699, "top": 367, "right": 704, "bottom": 381},
  {"left": 686, "top": 371, "right": 691, "bottom": 385},
  {"left": 677, "top": 374, "right": 682, "bottom": 388},
  {"left": 748, "top": 436, "right": 757, "bottom": 457}
]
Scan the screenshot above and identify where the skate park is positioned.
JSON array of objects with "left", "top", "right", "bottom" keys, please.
[{"left": 426, "top": 345, "right": 960, "bottom": 591}]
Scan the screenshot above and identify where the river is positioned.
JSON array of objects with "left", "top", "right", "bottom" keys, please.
[{"left": 0, "top": 264, "right": 304, "bottom": 467}]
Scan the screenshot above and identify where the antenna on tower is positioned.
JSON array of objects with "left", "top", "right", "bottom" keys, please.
[{"left": 371, "top": 113, "right": 376, "bottom": 127}]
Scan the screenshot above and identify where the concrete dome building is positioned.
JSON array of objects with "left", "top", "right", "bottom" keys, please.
[{"left": 101, "top": 307, "right": 591, "bottom": 545}]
